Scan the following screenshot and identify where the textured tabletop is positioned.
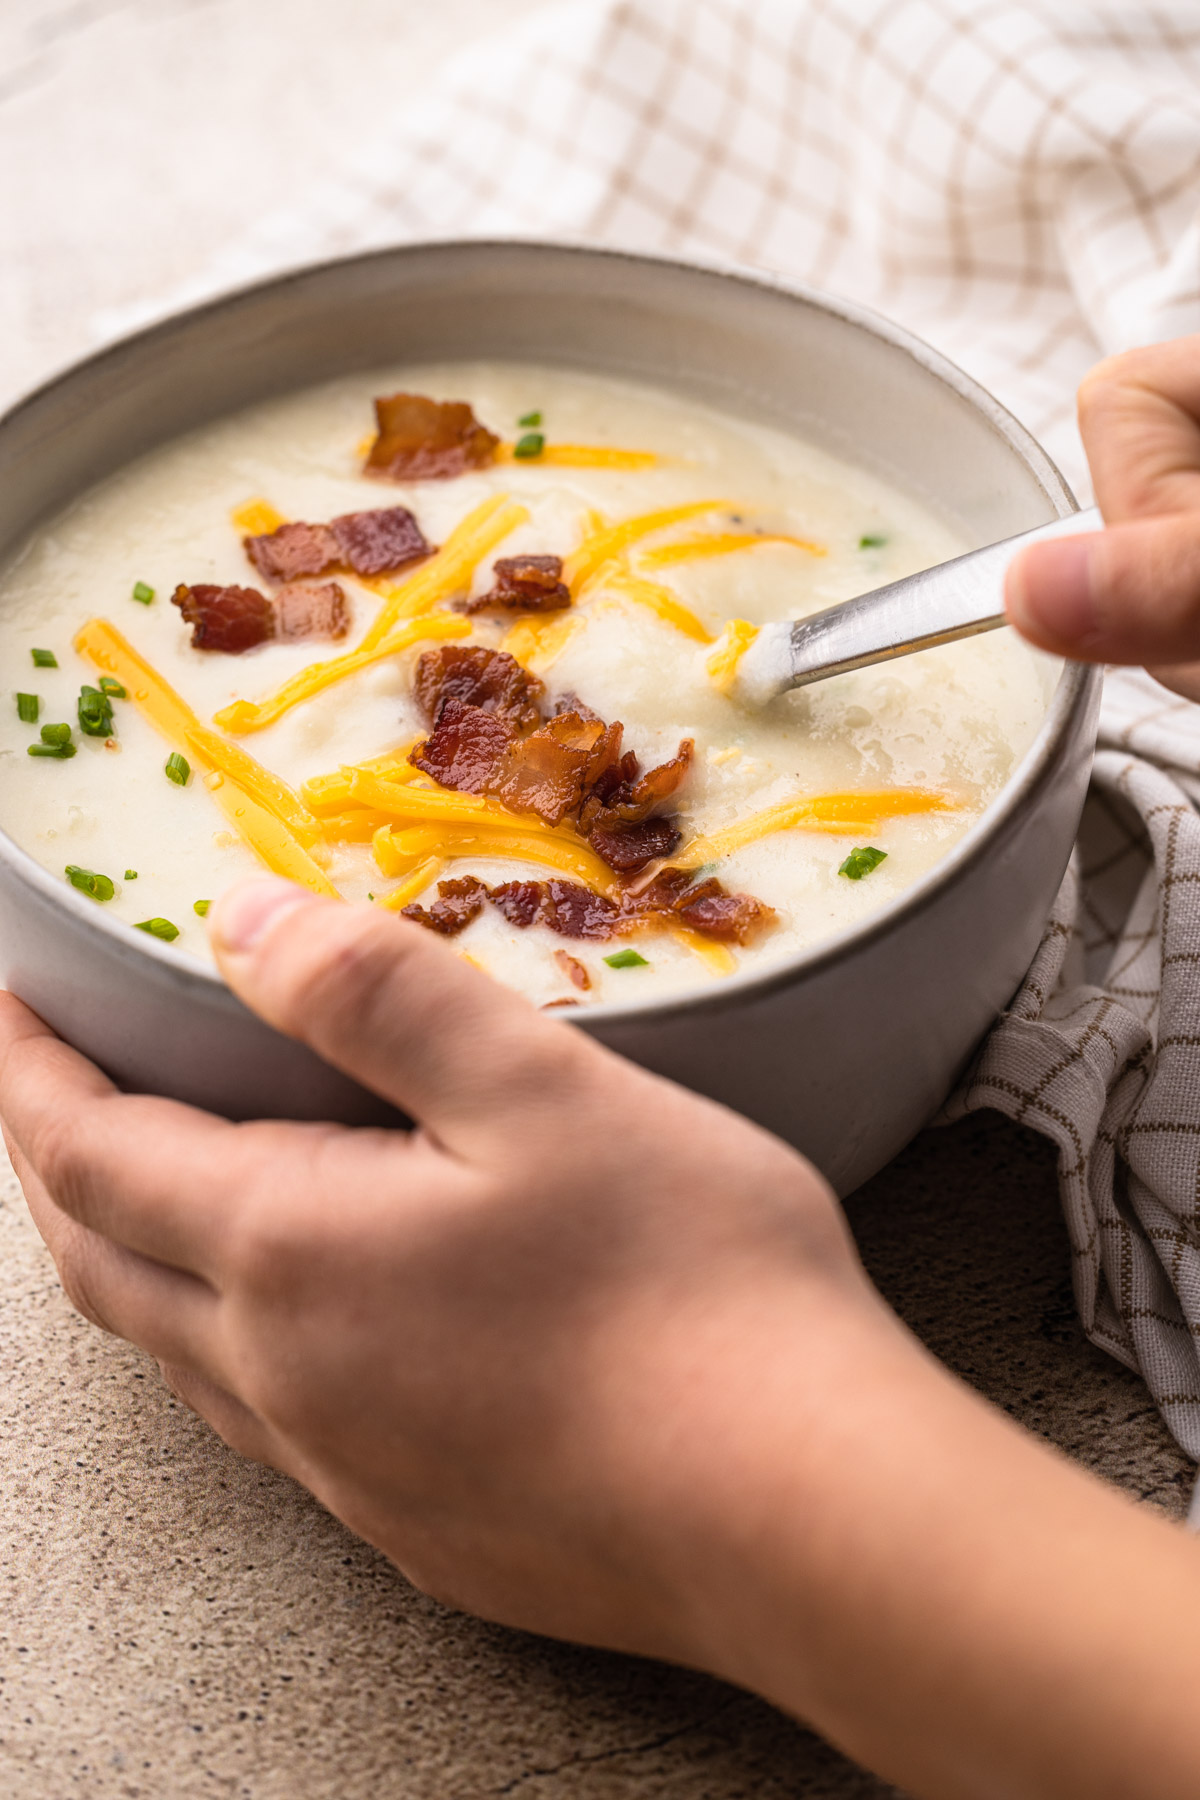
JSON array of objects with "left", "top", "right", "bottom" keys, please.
[{"left": 0, "top": 7, "right": 1191, "bottom": 1796}]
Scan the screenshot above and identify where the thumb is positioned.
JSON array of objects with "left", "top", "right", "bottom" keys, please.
[
  {"left": 208, "top": 878, "right": 595, "bottom": 1155},
  {"left": 1005, "top": 514, "right": 1200, "bottom": 668}
]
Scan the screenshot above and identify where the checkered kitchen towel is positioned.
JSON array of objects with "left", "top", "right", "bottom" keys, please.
[{"left": 106, "top": 1, "right": 1200, "bottom": 1455}]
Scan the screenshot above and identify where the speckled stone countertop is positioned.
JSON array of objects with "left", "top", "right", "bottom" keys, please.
[{"left": 0, "top": 7, "right": 1192, "bottom": 1795}]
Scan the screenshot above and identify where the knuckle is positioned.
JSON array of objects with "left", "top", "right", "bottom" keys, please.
[
  {"left": 56, "top": 1236, "right": 110, "bottom": 1333},
  {"left": 30, "top": 1106, "right": 97, "bottom": 1222}
]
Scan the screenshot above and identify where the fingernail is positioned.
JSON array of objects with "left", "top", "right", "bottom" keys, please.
[
  {"left": 210, "top": 878, "right": 318, "bottom": 953},
  {"left": 1006, "top": 536, "right": 1100, "bottom": 649}
]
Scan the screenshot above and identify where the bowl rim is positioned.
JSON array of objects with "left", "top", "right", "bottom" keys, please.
[{"left": 0, "top": 235, "right": 1098, "bottom": 1025}]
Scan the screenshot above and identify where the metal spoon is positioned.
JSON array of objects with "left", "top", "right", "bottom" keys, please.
[{"left": 734, "top": 505, "right": 1102, "bottom": 705}]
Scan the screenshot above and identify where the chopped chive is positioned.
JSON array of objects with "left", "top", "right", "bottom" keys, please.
[
  {"left": 513, "top": 432, "right": 545, "bottom": 459},
  {"left": 690, "top": 860, "right": 718, "bottom": 880},
  {"left": 65, "top": 864, "right": 115, "bottom": 903},
  {"left": 31, "top": 648, "right": 57, "bottom": 668},
  {"left": 367, "top": 893, "right": 375, "bottom": 902},
  {"left": 193, "top": 899, "right": 211, "bottom": 917},
  {"left": 131, "top": 581, "right": 155, "bottom": 604},
  {"left": 29, "top": 722, "right": 75, "bottom": 758},
  {"left": 125, "top": 869, "right": 138, "bottom": 881},
  {"left": 838, "top": 845, "right": 888, "bottom": 880},
  {"left": 77, "top": 684, "right": 115, "bottom": 738},
  {"left": 604, "top": 948, "right": 650, "bottom": 970},
  {"left": 164, "top": 751, "right": 190, "bottom": 786},
  {"left": 517, "top": 410, "right": 543, "bottom": 428},
  {"left": 134, "top": 917, "right": 180, "bottom": 942},
  {"left": 98, "top": 676, "right": 127, "bottom": 699},
  {"left": 858, "top": 533, "right": 888, "bottom": 550},
  {"left": 16, "top": 693, "right": 39, "bottom": 723}
]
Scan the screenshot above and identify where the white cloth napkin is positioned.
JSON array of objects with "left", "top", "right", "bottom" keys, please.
[{"left": 100, "top": 0, "right": 1200, "bottom": 1455}]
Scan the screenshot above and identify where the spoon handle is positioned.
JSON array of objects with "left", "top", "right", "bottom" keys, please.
[{"left": 738, "top": 506, "right": 1102, "bottom": 702}]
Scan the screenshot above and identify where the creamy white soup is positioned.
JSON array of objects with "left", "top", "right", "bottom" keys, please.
[{"left": 0, "top": 362, "right": 1054, "bottom": 1008}]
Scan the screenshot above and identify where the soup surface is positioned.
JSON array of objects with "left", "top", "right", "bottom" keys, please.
[{"left": 0, "top": 362, "right": 1054, "bottom": 1007}]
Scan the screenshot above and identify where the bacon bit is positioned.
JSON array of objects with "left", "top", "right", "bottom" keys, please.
[
  {"left": 329, "top": 507, "right": 432, "bottom": 577},
  {"left": 401, "top": 875, "right": 488, "bottom": 936},
  {"left": 580, "top": 739, "right": 694, "bottom": 830},
  {"left": 366, "top": 393, "right": 500, "bottom": 481},
  {"left": 463, "top": 554, "right": 571, "bottom": 615},
  {"left": 245, "top": 521, "right": 339, "bottom": 583},
  {"left": 411, "top": 698, "right": 513, "bottom": 794},
  {"left": 489, "top": 880, "right": 544, "bottom": 927},
  {"left": 171, "top": 583, "right": 275, "bottom": 653},
  {"left": 246, "top": 508, "right": 431, "bottom": 583},
  {"left": 675, "top": 884, "right": 776, "bottom": 944},
  {"left": 588, "top": 814, "right": 681, "bottom": 873},
  {"left": 542, "top": 880, "right": 620, "bottom": 940},
  {"left": 488, "top": 712, "right": 623, "bottom": 827},
  {"left": 413, "top": 645, "right": 544, "bottom": 731},
  {"left": 274, "top": 581, "right": 351, "bottom": 642},
  {"left": 553, "top": 691, "right": 602, "bottom": 723},
  {"left": 554, "top": 949, "right": 591, "bottom": 990}
]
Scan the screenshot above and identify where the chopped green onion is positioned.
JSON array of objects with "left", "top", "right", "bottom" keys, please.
[
  {"left": 858, "top": 533, "right": 888, "bottom": 550},
  {"left": 125, "top": 869, "right": 138, "bottom": 881},
  {"left": 513, "top": 432, "right": 545, "bottom": 459},
  {"left": 65, "top": 865, "right": 115, "bottom": 903},
  {"left": 193, "top": 899, "right": 211, "bottom": 917},
  {"left": 367, "top": 893, "right": 375, "bottom": 902},
  {"left": 604, "top": 948, "right": 650, "bottom": 969},
  {"left": 77, "top": 684, "right": 115, "bottom": 738},
  {"left": 99, "top": 676, "right": 127, "bottom": 698},
  {"left": 517, "top": 410, "right": 543, "bottom": 428},
  {"left": 31, "top": 648, "right": 57, "bottom": 668},
  {"left": 28, "top": 721, "right": 75, "bottom": 758},
  {"left": 15, "top": 693, "right": 39, "bottom": 723},
  {"left": 838, "top": 845, "right": 888, "bottom": 880},
  {"left": 134, "top": 917, "right": 180, "bottom": 942},
  {"left": 131, "top": 581, "right": 155, "bottom": 604},
  {"left": 164, "top": 751, "right": 190, "bottom": 786}
]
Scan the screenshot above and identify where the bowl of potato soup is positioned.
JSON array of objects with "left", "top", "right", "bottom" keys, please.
[{"left": 0, "top": 242, "right": 1098, "bottom": 1191}]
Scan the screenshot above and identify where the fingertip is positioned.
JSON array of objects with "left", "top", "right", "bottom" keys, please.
[
  {"left": 1005, "top": 535, "right": 1103, "bottom": 656},
  {"left": 209, "top": 877, "right": 323, "bottom": 958}
]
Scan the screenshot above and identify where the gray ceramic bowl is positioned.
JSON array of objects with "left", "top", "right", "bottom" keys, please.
[{"left": 0, "top": 241, "right": 1099, "bottom": 1193}]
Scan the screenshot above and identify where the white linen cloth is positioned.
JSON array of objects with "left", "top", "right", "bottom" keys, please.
[{"left": 98, "top": 0, "right": 1200, "bottom": 1455}]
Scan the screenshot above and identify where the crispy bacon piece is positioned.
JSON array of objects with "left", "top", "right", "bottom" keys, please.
[
  {"left": 588, "top": 815, "right": 681, "bottom": 873},
  {"left": 414, "top": 646, "right": 544, "bottom": 731},
  {"left": 489, "top": 880, "right": 544, "bottom": 928},
  {"left": 674, "top": 883, "right": 777, "bottom": 944},
  {"left": 366, "top": 394, "right": 500, "bottom": 481},
  {"left": 246, "top": 508, "right": 430, "bottom": 583},
  {"left": 554, "top": 949, "right": 591, "bottom": 990},
  {"left": 411, "top": 698, "right": 513, "bottom": 795},
  {"left": 487, "top": 712, "right": 623, "bottom": 827},
  {"left": 541, "top": 880, "right": 621, "bottom": 940},
  {"left": 244, "top": 521, "right": 339, "bottom": 584},
  {"left": 463, "top": 554, "right": 571, "bottom": 615},
  {"left": 401, "top": 875, "right": 488, "bottom": 936},
  {"left": 171, "top": 583, "right": 275, "bottom": 654},
  {"left": 329, "top": 507, "right": 431, "bottom": 576},
  {"left": 579, "top": 740, "right": 694, "bottom": 831},
  {"left": 274, "top": 581, "right": 351, "bottom": 642}
]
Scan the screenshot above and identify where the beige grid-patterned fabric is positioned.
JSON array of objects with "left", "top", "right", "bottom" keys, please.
[{"left": 101, "top": 0, "right": 1200, "bottom": 1453}]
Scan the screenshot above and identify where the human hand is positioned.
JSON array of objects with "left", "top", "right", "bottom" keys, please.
[
  {"left": 0, "top": 877, "right": 878, "bottom": 1665},
  {"left": 1005, "top": 335, "right": 1200, "bottom": 699}
]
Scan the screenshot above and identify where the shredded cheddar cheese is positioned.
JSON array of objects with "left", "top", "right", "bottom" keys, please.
[
  {"left": 317, "top": 809, "right": 396, "bottom": 843},
  {"left": 706, "top": 620, "right": 760, "bottom": 694},
  {"left": 373, "top": 822, "right": 621, "bottom": 895},
  {"left": 640, "top": 530, "right": 826, "bottom": 567},
  {"left": 500, "top": 610, "right": 583, "bottom": 671},
  {"left": 496, "top": 443, "right": 660, "bottom": 470},
  {"left": 673, "top": 927, "right": 738, "bottom": 975},
  {"left": 675, "top": 789, "right": 955, "bottom": 869},
  {"left": 302, "top": 745, "right": 423, "bottom": 814},
  {"left": 73, "top": 619, "right": 337, "bottom": 895},
  {"left": 213, "top": 612, "right": 471, "bottom": 736},
  {"left": 376, "top": 856, "right": 445, "bottom": 911},
  {"left": 231, "top": 499, "right": 286, "bottom": 537},
  {"left": 358, "top": 493, "right": 528, "bottom": 649},
  {"left": 347, "top": 768, "right": 585, "bottom": 844},
  {"left": 565, "top": 500, "right": 731, "bottom": 593},
  {"left": 597, "top": 567, "right": 714, "bottom": 644}
]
